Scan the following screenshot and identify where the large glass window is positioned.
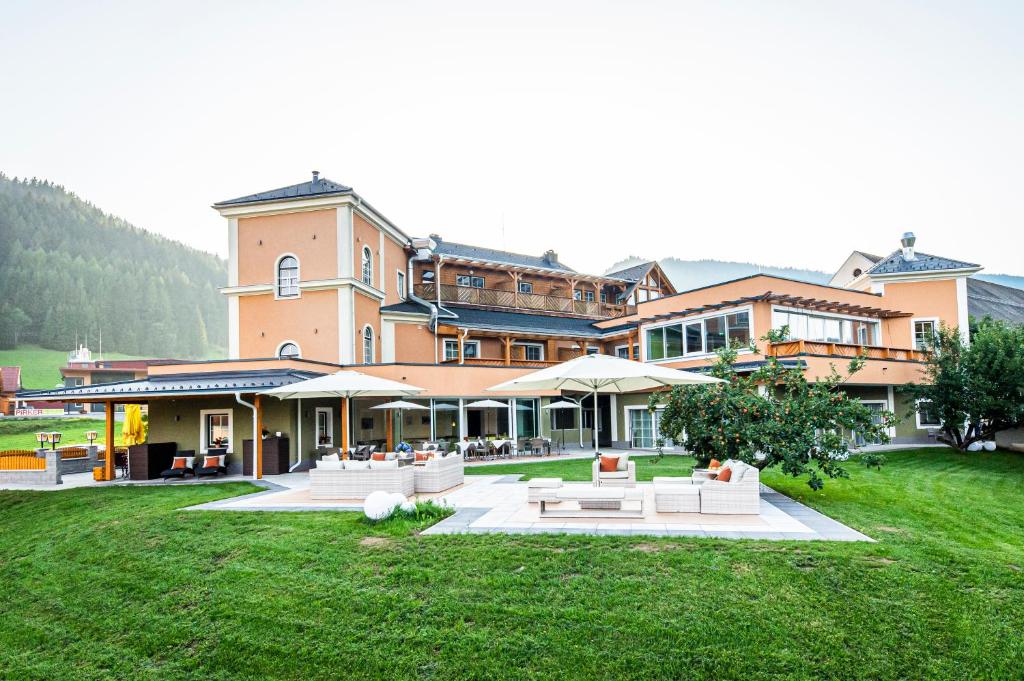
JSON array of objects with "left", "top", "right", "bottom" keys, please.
[
  {"left": 432, "top": 399, "right": 460, "bottom": 441},
  {"left": 315, "top": 408, "right": 333, "bottom": 447},
  {"left": 727, "top": 312, "right": 750, "bottom": 346},
  {"left": 665, "top": 325, "right": 683, "bottom": 358},
  {"left": 515, "top": 399, "right": 539, "bottom": 438},
  {"left": 685, "top": 322, "right": 703, "bottom": 354},
  {"left": 517, "top": 343, "right": 543, "bottom": 361},
  {"left": 917, "top": 400, "right": 941, "bottom": 428},
  {"left": 646, "top": 327, "right": 665, "bottom": 360},
  {"left": 774, "top": 309, "right": 879, "bottom": 345},
  {"left": 630, "top": 409, "right": 655, "bottom": 448},
  {"left": 276, "top": 256, "right": 299, "bottom": 297},
  {"left": 705, "top": 316, "right": 727, "bottom": 351}
]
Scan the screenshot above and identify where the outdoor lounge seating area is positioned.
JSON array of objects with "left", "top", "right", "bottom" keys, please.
[{"left": 308, "top": 449, "right": 465, "bottom": 499}]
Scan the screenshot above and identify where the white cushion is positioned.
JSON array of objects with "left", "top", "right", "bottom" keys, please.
[
  {"left": 317, "top": 459, "right": 343, "bottom": 470},
  {"left": 557, "top": 487, "right": 625, "bottom": 500},
  {"left": 344, "top": 460, "right": 370, "bottom": 470},
  {"left": 369, "top": 460, "right": 399, "bottom": 470},
  {"left": 652, "top": 476, "right": 691, "bottom": 485},
  {"left": 600, "top": 470, "right": 629, "bottom": 479},
  {"left": 655, "top": 484, "right": 699, "bottom": 495},
  {"left": 616, "top": 454, "right": 630, "bottom": 471},
  {"left": 384, "top": 452, "right": 397, "bottom": 460},
  {"left": 322, "top": 453, "right": 340, "bottom": 462}
]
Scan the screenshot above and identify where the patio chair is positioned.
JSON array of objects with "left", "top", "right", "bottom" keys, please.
[
  {"left": 530, "top": 437, "right": 549, "bottom": 456},
  {"left": 160, "top": 450, "right": 196, "bottom": 480},
  {"left": 115, "top": 446, "right": 130, "bottom": 478},
  {"left": 195, "top": 453, "right": 228, "bottom": 478},
  {"left": 592, "top": 454, "right": 636, "bottom": 487}
]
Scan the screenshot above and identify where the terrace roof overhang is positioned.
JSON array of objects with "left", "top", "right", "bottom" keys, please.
[
  {"left": 434, "top": 254, "right": 629, "bottom": 285},
  {"left": 637, "top": 291, "right": 913, "bottom": 326},
  {"left": 16, "top": 369, "right": 325, "bottom": 404}
]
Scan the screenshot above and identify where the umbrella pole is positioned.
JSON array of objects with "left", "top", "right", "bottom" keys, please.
[{"left": 592, "top": 389, "right": 599, "bottom": 454}]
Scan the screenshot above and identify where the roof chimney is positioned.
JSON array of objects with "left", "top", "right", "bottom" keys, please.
[
  {"left": 311, "top": 170, "right": 320, "bottom": 185},
  {"left": 543, "top": 249, "right": 558, "bottom": 266},
  {"left": 900, "top": 231, "right": 916, "bottom": 261}
]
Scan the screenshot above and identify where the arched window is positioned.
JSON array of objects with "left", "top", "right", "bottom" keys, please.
[
  {"left": 277, "top": 255, "right": 299, "bottom": 297},
  {"left": 361, "top": 246, "right": 373, "bottom": 286},
  {"left": 277, "top": 342, "right": 300, "bottom": 359},
  {"left": 362, "top": 326, "right": 374, "bottom": 364}
]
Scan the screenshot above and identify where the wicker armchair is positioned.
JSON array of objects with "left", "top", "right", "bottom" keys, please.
[
  {"left": 413, "top": 454, "right": 464, "bottom": 493},
  {"left": 698, "top": 460, "right": 761, "bottom": 514},
  {"left": 310, "top": 464, "right": 414, "bottom": 500},
  {"left": 592, "top": 456, "right": 636, "bottom": 487}
]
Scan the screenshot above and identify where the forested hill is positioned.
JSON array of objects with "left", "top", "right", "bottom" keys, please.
[{"left": 0, "top": 174, "right": 226, "bottom": 357}]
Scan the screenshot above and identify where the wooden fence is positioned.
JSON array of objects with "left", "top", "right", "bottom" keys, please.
[{"left": 0, "top": 451, "right": 46, "bottom": 470}]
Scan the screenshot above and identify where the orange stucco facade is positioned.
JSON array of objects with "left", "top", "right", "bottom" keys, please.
[{"left": 237, "top": 209, "right": 338, "bottom": 286}]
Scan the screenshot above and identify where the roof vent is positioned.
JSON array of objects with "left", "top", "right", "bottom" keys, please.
[
  {"left": 312, "top": 170, "right": 320, "bottom": 185},
  {"left": 542, "top": 249, "right": 559, "bottom": 266},
  {"left": 901, "top": 232, "right": 916, "bottom": 261}
]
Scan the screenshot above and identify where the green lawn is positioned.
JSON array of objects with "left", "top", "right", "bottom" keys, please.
[
  {"left": 0, "top": 344, "right": 145, "bottom": 389},
  {"left": 466, "top": 452, "right": 697, "bottom": 481},
  {"left": 1, "top": 449, "right": 1022, "bottom": 679},
  {"left": 0, "top": 417, "right": 110, "bottom": 450}
]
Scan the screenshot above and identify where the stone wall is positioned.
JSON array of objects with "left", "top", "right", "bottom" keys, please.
[
  {"left": 58, "top": 446, "right": 99, "bottom": 475},
  {"left": 0, "top": 450, "right": 62, "bottom": 485}
]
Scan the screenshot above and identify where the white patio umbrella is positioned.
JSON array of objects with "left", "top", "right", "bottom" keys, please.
[
  {"left": 488, "top": 354, "right": 723, "bottom": 453},
  {"left": 542, "top": 399, "right": 581, "bottom": 450},
  {"left": 370, "top": 400, "right": 428, "bottom": 450},
  {"left": 263, "top": 371, "right": 424, "bottom": 454}
]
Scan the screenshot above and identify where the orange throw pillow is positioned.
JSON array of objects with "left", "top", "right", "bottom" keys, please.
[
  {"left": 716, "top": 467, "right": 732, "bottom": 482},
  {"left": 709, "top": 458, "right": 721, "bottom": 469},
  {"left": 599, "top": 455, "right": 619, "bottom": 473},
  {"left": 371, "top": 452, "right": 386, "bottom": 461},
  {"left": 415, "top": 452, "right": 429, "bottom": 462},
  {"left": 171, "top": 457, "right": 187, "bottom": 470},
  {"left": 203, "top": 456, "right": 221, "bottom": 468}
]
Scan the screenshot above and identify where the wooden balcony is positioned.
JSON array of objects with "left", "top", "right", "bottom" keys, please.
[
  {"left": 441, "top": 358, "right": 561, "bottom": 369},
  {"left": 768, "top": 340, "right": 927, "bottom": 362},
  {"left": 415, "top": 283, "right": 634, "bottom": 319}
]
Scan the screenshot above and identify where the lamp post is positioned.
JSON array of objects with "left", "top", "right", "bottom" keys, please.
[
  {"left": 86, "top": 430, "right": 98, "bottom": 445},
  {"left": 49, "top": 431, "right": 62, "bottom": 450},
  {"left": 36, "top": 432, "right": 49, "bottom": 449}
]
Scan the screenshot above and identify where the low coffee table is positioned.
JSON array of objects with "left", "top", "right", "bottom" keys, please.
[{"left": 540, "top": 486, "right": 645, "bottom": 518}]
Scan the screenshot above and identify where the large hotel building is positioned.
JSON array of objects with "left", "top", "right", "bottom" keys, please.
[{"left": 24, "top": 173, "right": 1024, "bottom": 475}]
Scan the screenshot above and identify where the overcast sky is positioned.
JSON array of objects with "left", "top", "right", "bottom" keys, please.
[{"left": 3, "top": 1, "right": 1022, "bottom": 275}]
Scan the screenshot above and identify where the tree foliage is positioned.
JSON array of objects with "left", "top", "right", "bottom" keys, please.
[
  {"left": 653, "top": 329, "right": 897, "bottom": 489},
  {"left": 909, "top": 320, "right": 1024, "bottom": 450},
  {"left": 0, "top": 174, "right": 226, "bottom": 357}
]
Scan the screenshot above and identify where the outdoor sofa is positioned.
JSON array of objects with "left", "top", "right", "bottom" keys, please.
[
  {"left": 697, "top": 459, "right": 761, "bottom": 514},
  {"left": 160, "top": 450, "right": 197, "bottom": 480},
  {"left": 310, "top": 455, "right": 414, "bottom": 500},
  {"left": 195, "top": 450, "right": 229, "bottom": 478}
]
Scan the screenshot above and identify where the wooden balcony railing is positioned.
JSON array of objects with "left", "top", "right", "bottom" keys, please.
[
  {"left": 415, "top": 283, "right": 634, "bottom": 319},
  {"left": 768, "top": 340, "right": 927, "bottom": 362},
  {"left": 441, "top": 358, "right": 561, "bottom": 369}
]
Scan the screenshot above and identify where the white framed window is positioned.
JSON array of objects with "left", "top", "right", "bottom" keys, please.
[
  {"left": 277, "top": 341, "right": 301, "bottom": 359},
  {"left": 276, "top": 254, "right": 299, "bottom": 298},
  {"left": 396, "top": 271, "right": 406, "bottom": 299},
  {"left": 361, "top": 246, "right": 373, "bottom": 286},
  {"left": 199, "top": 409, "right": 233, "bottom": 453},
  {"left": 912, "top": 318, "right": 939, "bottom": 351},
  {"left": 362, "top": 325, "right": 374, "bottom": 364},
  {"left": 576, "top": 290, "right": 595, "bottom": 302},
  {"left": 773, "top": 306, "right": 880, "bottom": 345},
  {"left": 456, "top": 274, "right": 485, "bottom": 288},
  {"left": 315, "top": 407, "right": 334, "bottom": 447},
  {"left": 852, "top": 400, "right": 888, "bottom": 446},
  {"left": 443, "top": 339, "right": 480, "bottom": 361},
  {"left": 916, "top": 399, "right": 941, "bottom": 429},
  {"left": 615, "top": 344, "right": 640, "bottom": 359},
  {"left": 626, "top": 406, "right": 675, "bottom": 449},
  {"left": 515, "top": 342, "right": 544, "bottom": 361},
  {"left": 518, "top": 281, "right": 533, "bottom": 294}
]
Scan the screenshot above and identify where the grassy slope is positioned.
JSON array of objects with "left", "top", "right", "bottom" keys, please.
[
  {"left": 0, "top": 418, "right": 110, "bottom": 450},
  {"left": 0, "top": 344, "right": 145, "bottom": 390},
  {"left": 1, "top": 449, "right": 1022, "bottom": 680}
]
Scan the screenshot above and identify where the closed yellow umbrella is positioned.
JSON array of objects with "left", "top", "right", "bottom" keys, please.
[{"left": 121, "top": 404, "right": 146, "bottom": 446}]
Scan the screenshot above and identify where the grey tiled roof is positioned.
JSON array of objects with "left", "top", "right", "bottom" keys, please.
[
  {"left": 967, "top": 278, "right": 1024, "bottom": 324},
  {"left": 604, "top": 262, "right": 653, "bottom": 282},
  {"left": 380, "top": 300, "right": 432, "bottom": 315},
  {"left": 432, "top": 237, "right": 576, "bottom": 273},
  {"left": 867, "top": 250, "right": 980, "bottom": 276},
  {"left": 215, "top": 177, "right": 353, "bottom": 207},
  {"left": 18, "top": 369, "right": 323, "bottom": 401},
  {"left": 445, "top": 306, "right": 633, "bottom": 337}
]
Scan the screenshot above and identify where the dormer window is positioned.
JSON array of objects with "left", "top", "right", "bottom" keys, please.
[
  {"left": 361, "top": 246, "right": 373, "bottom": 286},
  {"left": 276, "top": 255, "right": 299, "bottom": 297}
]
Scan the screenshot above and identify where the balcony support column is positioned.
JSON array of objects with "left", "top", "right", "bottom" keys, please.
[{"left": 503, "top": 336, "right": 512, "bottom": 366}]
